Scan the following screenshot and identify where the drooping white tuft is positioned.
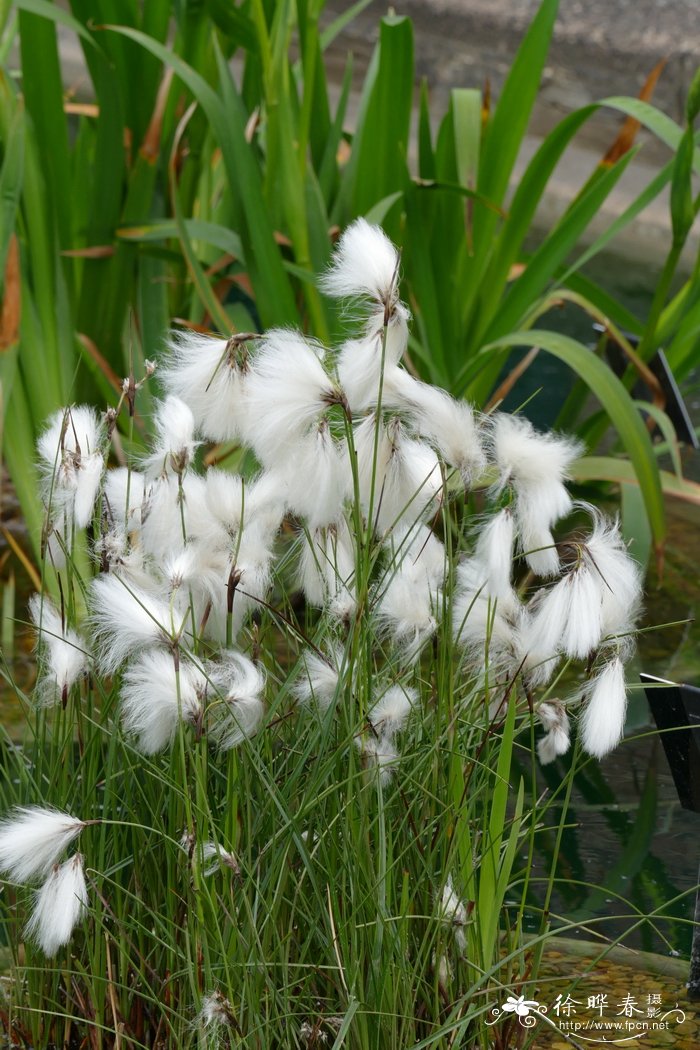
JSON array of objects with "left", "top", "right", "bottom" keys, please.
[
  {"left": 473, "top": 509, "right": 515, "bottom": 599},
  {"left": 37, "top": 406, "right": 104, "bottom": 528},
  {"left": 181, "top": 834, "right": 240, "bottom": 878},
  {"left": 320, "top": 218, "right": 400, "bottom": 307},
  {"left": 141, "top": 473, "right": 212, "bottom": 562},
  {"left": 336, "top": 336, "right": 410, "bottom": 413},
  {"left": 375, "top": 530, "right": 442, "bottom": 657},
  {"left": 269, "top": 423, "right": 350, "bottom": 530},
  {"left": 583, "top": 512, "right": 643, "bottom": 637},
  {"left": 0, "top": 807, "right": 86, "bottom": 883},
  {"left": 368, "top": 685, "right": 416, "bottom": 738},
  {"left": 536, "top": 701, "right": 571, "bottom": 765},
  {"left": 491, "top": 414, "right": 581, "bottom": 493},
  {"left": 208, "top": 651, "right": 266, "bottom": 750},
  {"left": 120, "top": 648, "right": 207, "bottom": 754},
  {"left": 353, "top": 414, "right": 442, "bottom": 534},
  {"left": 452, "top": 558, "right": 522, "bottom": 676},
  {"left": 439, "top": 875, "right": 468, "bottom": 954},
  {"left": 28, "top": 595, "right": 89, "bottom": 705},
  {"left": 580, "top": 656, "right": 628, "bottom": 759},
  {"left": 160, "top": 330, "right": 252, "bottom": 442},
  {"left": 400, "top": 379, "right": 486, "bottom": 484},
  {"left": 198, "top": 990, "right": 237, "bottom": 1030},
  {"left": 491, "top": 415, "right": 581, "bottom": 576},
  {"left": 294, "top": 646, "right": 343, "bottom": 711},
  {"left": 144, "top": 396, "right": 198, "bottom": 478},
  {"left": 355, "top": 733, "right": 399, "bottom": 784},
  {"left": 298, "top": 521, "right": 356, "bottom": 618},
  {"left": 90, "top": 574, "right": 188, "bottom": 674},
  {"left": 199, "top": 841, "right": 240, "bottom": 878},
  {"left": 238, "top": 330, "right": 340, "bottom": 469},
  {"left": 102, "top": 467, "right": 146, "bottom": 534},
  {"left": 25, "top": 853, "right": 88, "bottom": 956}
]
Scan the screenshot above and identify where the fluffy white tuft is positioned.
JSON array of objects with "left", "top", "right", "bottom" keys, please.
[
  {"left": 37, "top": 406, "right": 104, "bottom": 528},
  {"left": 198, "top": 990, "right": 237, "bottom": 1029},
  {"left": 580, "top": 657, "right": 628, "bottom": 759},
  {"left": 491, "top": 414, "right": 581, "bottom": 491},
  {"left": 269, "top": 423, "right": 350, "bottom": 530},
  {"left": 144, "top": 396, "right": 197, "bottom": 478},
  {"left": 452, "top": 558, "right": 522, "bottom": 676},
  {"left": 238, "top": 330, "right": 340, "bottom": 468},
  {"left": 354, "top": 415, "right": 442, "bottom": 534},
  {"left": 140, "top": 474, "right": 210, "bottom": 560},
  {"left": 28, "top": 595, "right": 89, "bottom": 705},
  {"left": 473, "top": 509, "right": 515, "bottom": 599},
  {"left": 295, "top": 647, "right": 343, "bottom": 711},
  {"left": 160, "top": 330, "right": 252, "bottom": 442},
  {"left": 0, "top": 807, "right": 85, "bottom": 883},
  {"left": 103, "top": 468, "right": 146, "bottom": 534},
  {"left": 25, "top": 853, "right": 88, "bottom": 956},
  {"left": 90, "top": 574, "right": 188, "bottom": 674},
  {"left": 298, "top": 521, "right": 356, "bottom": 617},
  {"left": 120, "top": 648, "right": 207, "bottom": 754},
  {"left": 491, "top": 415, "right": 581, "bottom": 576},
  {"left": 368, "top": 685, "right": 416, "bottom": 737},
  {"left": 536, "top": 701, "right": 571, "bottom": 764},
  {"left": 439, "top": 875, "right": 468, "bottom": 954},
  {"left": 583, "top": 513, "right": 643, "bottom": 637},
  {"left": 375, "top": 566, "right": 438, "bottom": 657},
  {"left": 320, "top": 219, "right": 399, "bottom": 307},
  {"left": 355, "top": 733, "right": 399, "bottom": 784},
  {"left": 401, "top": 379, "right": 486, "bottom": 484},
  {"left": 208, "top": 651, "right": 266, "bottom": 749}
]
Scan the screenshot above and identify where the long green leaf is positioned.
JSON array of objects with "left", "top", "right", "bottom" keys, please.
[
  {"left": 15, "top": 0, "right": 96, "bottom": 45},
  {"left": 477, "top": 0, "right": 558, "bottom": 210},
  {"left": 573, "top": 455, "right": 700, "bottom": 507},
  {"left": 105, "top": 23, "right": 297, "bottom": 327},
  {"left": 349, "top": 14, "right": 413, "bottom": 222},
  {"left": 481, "top": 149, "right": 638, "bottom": 347},
  {"left": 118, "top": 218, "right": 244, "bottom": 260},
  {"left": 0, "top": 99, "right": 24, "bottom": 282}
]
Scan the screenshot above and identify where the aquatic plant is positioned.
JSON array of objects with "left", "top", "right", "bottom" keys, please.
[{"left": 0, "top": 223, "right": 644, "bottom": 1048}]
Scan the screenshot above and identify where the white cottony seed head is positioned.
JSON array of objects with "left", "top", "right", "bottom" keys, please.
[
  {"left": 320, "top": 218, "right": 400, "bottom": 308},
  {"left": 0, "top": 807, "right": 86, "bottom": 883},
  {"left": 24, "top": 853, "right": 88, "bottom": 956},
  {"left": 28, "top": 595, "right": 89, "bottom": 705},
  {"left": 580, "top": 656, "right": 628, "bottom": 759}
]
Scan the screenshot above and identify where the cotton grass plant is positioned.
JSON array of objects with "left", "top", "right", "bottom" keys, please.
[{"left": 0, "top": 222, "right": 642, "bottom": 1048}]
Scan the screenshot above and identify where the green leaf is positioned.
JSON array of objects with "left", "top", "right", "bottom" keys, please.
[
  {"left": 15, "top": 0, "right": 96, "bottom": 45},
  {"left": 118, "top": 219, "right": 244, "bottom": 261},
  {"left": 621, "top": 480, "right": 652, "bottom": 569},
  {"left": 349, "top": 14, "right": 413, "bottom": 221},
  {"left": 482, "top": 149, "right": 638, "bottom": 346},
  {"left": 417, "top": 78, "right": 435, "bottom": 181},
  {"left": 0, "top": 100, "right": 24, "bottom": 283},
  {"left": 573, "top": 455, "right": 700, "bottom": 507},
  {"left": 105, "top": 22, "right": 297, "bottom": 328},
  {"left": 363, "top": 192, "right": 404, "bottom": 226},
  {"left": 483, "top": 330, "right": 666, "bottom": 547},
  {"left": 670, "top": 127, "right": 695, "bottom": 245},
  {"left": 320, "top": 0, "right": 373, "bottom": 50},
  {"left": 451, "top": 88, "right": 481, "bottom": 190},
  {"left": 478, "top": 0, "right": 558, "bottom": 210},
  {"left": 633, "top": 400, "right": 683, "bottom": 478},
  {"left": 479, "top": 105, "right": 597, "bottom": 321}
]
